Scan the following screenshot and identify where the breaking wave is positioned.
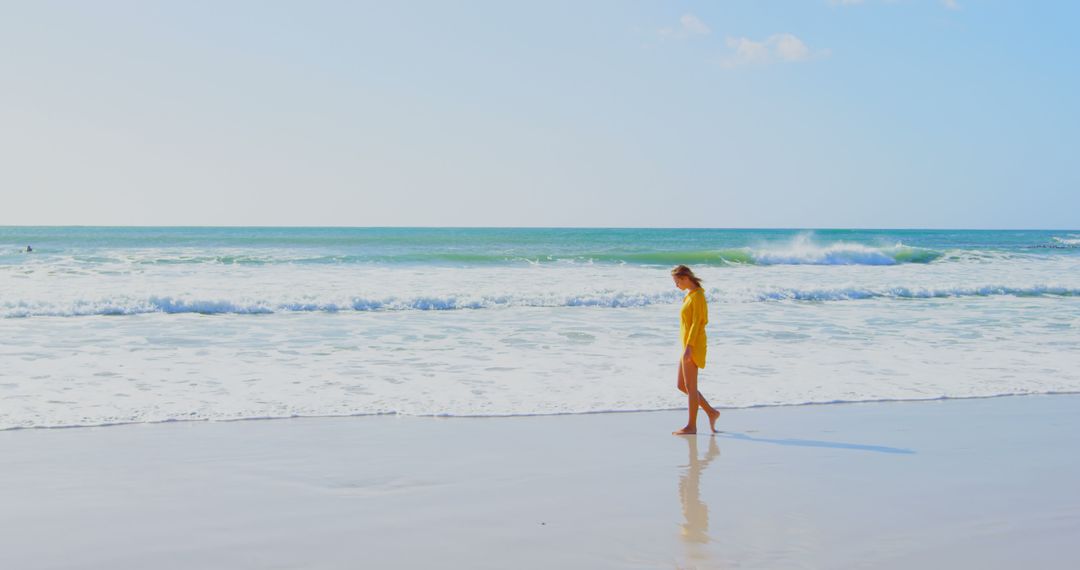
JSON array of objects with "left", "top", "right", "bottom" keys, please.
[{"left": 4, "top": 284, "right": 1078, "bottom": 318}]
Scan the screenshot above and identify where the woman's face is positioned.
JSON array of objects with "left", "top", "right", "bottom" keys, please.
[{"left": 672, "top": 274, "right": 689, "bottom": 290}]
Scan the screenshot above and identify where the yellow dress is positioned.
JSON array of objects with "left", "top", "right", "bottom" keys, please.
[{"left": 680, "top": 287, "right": 708, "bottom": 369}]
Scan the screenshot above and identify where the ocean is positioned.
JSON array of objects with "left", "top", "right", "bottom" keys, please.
[{"left": 2, "top": 227, "right": 1078, "bottom": 430}]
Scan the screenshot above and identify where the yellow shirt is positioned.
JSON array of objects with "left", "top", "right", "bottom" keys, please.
[{"left": 680, "top": 287, "right": 708, "bottom": 369}]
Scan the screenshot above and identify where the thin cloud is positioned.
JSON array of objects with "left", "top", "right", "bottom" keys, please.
[
  {"left": 680, "top": 14, "right": 711, "bottom": 35},
  {"left": 831, "top": 0, "right": 959, "bottom": 8},
  {"left": 659, "top": 13, "right": 711, "bottom": 39},
  {"left": 720, "top": 33, "right": 829, "bottom": 68},
  {"left": 773, "top": 34, "right": 811, "bottom": 61}
]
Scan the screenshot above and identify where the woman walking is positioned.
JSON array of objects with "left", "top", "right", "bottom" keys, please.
[{"left": 671, "top": 265, "right": 720, "bottom": 435}]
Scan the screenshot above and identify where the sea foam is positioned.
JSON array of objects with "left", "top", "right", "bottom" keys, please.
[
  {"left": 3, "top": 284, "right": 1079, "bottom": 318},
  {"left": 2, "top": 227, "right": 1078, "bottom": 430}
]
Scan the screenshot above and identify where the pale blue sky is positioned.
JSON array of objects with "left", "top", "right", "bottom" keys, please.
[{"left": 1, "top": 1, "right": 1076, "bottom": 228}]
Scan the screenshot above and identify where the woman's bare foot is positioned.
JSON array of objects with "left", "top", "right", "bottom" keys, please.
[
  {"left": 707, "top": 409, "right": 720, "bottom": 433},
  {"left": 672, "top": 426, "right": 697, "bottom": 435}
]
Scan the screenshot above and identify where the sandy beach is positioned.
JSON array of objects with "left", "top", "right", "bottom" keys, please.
[
  {"left": 5, "top": 0, "right": 1079, "bottom": 566},
  {"left": 3, "top": 394, "right": 1077, "bottom": 569}
]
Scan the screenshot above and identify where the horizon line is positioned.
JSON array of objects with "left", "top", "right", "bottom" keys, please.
[{"left": 2, "top": 225, "right": 1078, "bottom": 232}]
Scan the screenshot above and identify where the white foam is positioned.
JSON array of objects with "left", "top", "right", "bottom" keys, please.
[
  {"left": 2, "top": 294, "right": 1079, "bottom": 430},
  {"left": 3, "top": 283, "right": 1080, "bottom": 318},
  {"left": 2, "top": 247, "right": 1079, "bottom": 429},
  {"left": 748, "top": 235, "right": 940, "bottom": 265}
]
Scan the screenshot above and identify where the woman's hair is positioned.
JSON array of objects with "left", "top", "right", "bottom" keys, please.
[{"left": 671, "top": 264, "right": 703, "bottom": 289}]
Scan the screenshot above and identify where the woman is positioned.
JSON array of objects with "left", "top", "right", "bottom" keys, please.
[{"left": 671, "top": 265, "right": 720, "bottom": 435}]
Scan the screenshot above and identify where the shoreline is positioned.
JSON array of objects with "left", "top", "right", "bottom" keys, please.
[
  {"left": 5, "top": 389, "right": 1080, "bottom": 433},
  {"left": 3, "top": 393, "right": 1078, "bottom": 569}
]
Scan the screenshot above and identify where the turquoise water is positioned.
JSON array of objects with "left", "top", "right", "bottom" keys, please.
[
  {"left": 1, "top": 227, "right": 1078, "bottom": 429},
  {"left": 3, "top": 227, "right": 1077, "bottom": 267}
]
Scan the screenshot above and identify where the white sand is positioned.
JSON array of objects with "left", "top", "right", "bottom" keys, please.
[{"left": 2, "top": 395, "right": 1078, "bottom": 569}]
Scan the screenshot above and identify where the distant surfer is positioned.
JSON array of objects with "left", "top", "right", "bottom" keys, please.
[
  {"left": 671, "top": 265, "right": 720, "bottom": 435},
  {"left": 25, "top": 245, "right": 32, "bottom": 253}
]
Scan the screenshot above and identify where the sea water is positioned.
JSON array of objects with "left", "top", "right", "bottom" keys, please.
[{"left": 1, "top": 227, "right": 1078, "bottom": 429}]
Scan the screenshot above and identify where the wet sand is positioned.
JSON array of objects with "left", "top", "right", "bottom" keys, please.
[{"left": 2, "top": 394, "right": 1078, "bottom": 569}]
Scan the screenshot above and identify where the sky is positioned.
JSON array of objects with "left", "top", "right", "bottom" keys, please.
[{"left": 1, "top": 0, "right": 1077, "bottom": 228}]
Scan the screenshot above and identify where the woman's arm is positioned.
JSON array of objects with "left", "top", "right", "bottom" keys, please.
[{"left": 684, "top": 294, "right": 702, "bottom": 360}]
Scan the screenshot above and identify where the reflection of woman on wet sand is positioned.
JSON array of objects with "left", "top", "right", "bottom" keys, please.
[
  {"left": 671, "top": 265, "right": 721, "bottom": 435},
  {"left": 679, "top": 436, "right": 721, "bottom": 546}
]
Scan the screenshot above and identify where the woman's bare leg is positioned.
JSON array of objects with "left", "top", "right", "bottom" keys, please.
[
  {"left": 674, "top": 357, "right": 700, "bottom": 434},
  {"left": 676, "top": 360, "right": 720, "bottom": 434}
]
